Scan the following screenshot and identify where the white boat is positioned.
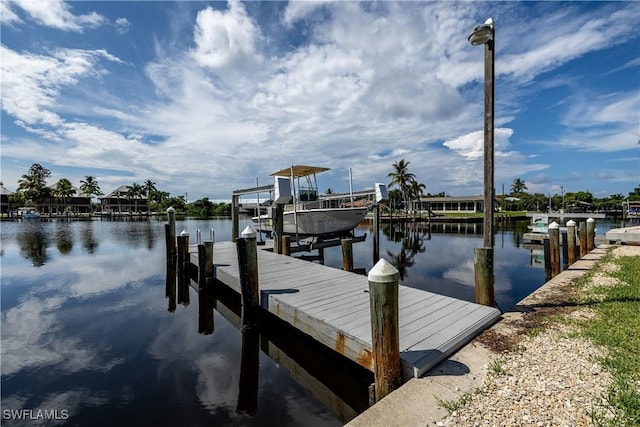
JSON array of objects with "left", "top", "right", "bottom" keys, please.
[
  {"left": 18, "top": 207, "right": 41, "bottom": 219},
  {"left": 253, "top": 165, "right": 375, "bottom": 237}
]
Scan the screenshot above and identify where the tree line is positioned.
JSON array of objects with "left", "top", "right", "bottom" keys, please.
[
  {"left": 504, "top": 177, "right": 640, "bottom": 212},
  {"left": 8, "top": 163, "right": 638, "bottom": 217},
  {"left": 7, "top": 163, "right": 230, "bottom": 216},
  {"left": 383, "top": 161, "right": 639, "bottom": 213}
]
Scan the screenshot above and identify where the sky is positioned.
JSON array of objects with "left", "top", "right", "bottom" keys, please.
[{"left": 1, "top": 0, "right": 639, "bottom": 202}]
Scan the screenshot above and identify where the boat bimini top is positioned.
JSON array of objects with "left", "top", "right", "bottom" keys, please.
[{"left": 270, "top": 165, "right": 330, "bottom": 178}]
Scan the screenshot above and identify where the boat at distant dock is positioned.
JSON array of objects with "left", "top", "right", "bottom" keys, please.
[
  {"left": 253, "top": 165, "right": 383, "bottom": 238},
  {"left": 17, "top": 207, "right": 41, "bottom": 219}
]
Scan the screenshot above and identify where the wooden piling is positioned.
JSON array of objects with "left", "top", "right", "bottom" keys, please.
[
  {"left": 373, "top": 204, "right": 380, "bottom": 264},
  {"left": 579, "top": 222, "right": 587, "bottom": 258},
  {"left": 368, "top": 259, "right": 401, "bottom": 402},
  {"left": 543, "top": 238, "right": 551, "bottom": 282},
  {"left": 282, "top": 235, "right": 291, "bottom": 256},
  {"left": 177, "top": 264, "right": 190, "bottom": 307},
  {"left": 341, "top": 238, "right": 353, "bottom": 271},
  {"left": 274, "top": 205, "right": 284, "bottom": 254},
  {"left": 177, "top": 231, "right": 189, "bottom": 269},
  {"left": 166, "top": 207, "right": 176, "bottom": 257},
  {"left": 204, "top": 241, "right": 214, "bottom": 283},
  {"left": 586, "top": 218, "right": 595, "bottom": 252},
  {"left": 164, "top": 223, "right": 173, "bottom": 259},
  {"left": 231, "top": 195, "right": 240, "bottom": 242},
  {"left": 237, "top": 226, "right": 259, "bottom": 328},
  {"left": 473, "top": 247, "right": 495, "bottom": 307},
  {"left": 549, "top": 222, "right": 561, "bottom": 277},
  {"left": 197, "top": 243, "right": 206, "bottom": 287},
  {"left": 561, "top": 230, "right": 569, "bottom": 270},
  {"left": 566, "top": 220, "right": 577, "bottom": 266}
]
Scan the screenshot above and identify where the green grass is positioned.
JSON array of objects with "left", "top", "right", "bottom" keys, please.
[
  {"left": 436, "top": 387, "right": 485, "bottom": 414},
  {"left": 436, "top": 211, "right": 526, "bottom": 218},
  {"left": 575, "top": 251, "right": 640, "bottom": 426},
  {"left": 488, "top": 356, "right": 507, "bottom": 375},
  {"left": 436, "top": 248, "right": 639, "bottom": 424}
]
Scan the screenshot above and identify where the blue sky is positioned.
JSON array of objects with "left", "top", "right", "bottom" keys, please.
[{"left": 1, "top": 1, "right": 639, "bottom": 202}]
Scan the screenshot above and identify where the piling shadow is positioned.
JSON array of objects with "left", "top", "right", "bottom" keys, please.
[
  {"left": 423, "top": 359, "right": 470, "bottom": 377},
  {"left": 261, "top": 289, "right": 300, "bottom": 295}
]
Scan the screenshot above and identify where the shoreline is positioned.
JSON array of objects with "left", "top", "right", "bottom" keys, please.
[{"left": 347, "top": 243, "right": 639, "bottom": 426}]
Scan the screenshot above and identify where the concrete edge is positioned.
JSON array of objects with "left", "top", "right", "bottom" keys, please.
[{"left": 345, "top": 244, "right": 614, "bottom": 427}]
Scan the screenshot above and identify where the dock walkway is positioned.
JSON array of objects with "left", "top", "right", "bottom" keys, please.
[
  {"left": 605, "top": 226, "right": 640, "bottom": 245},
  {"left": 202, "top": 241, "right": 501, "bottom": 379}
]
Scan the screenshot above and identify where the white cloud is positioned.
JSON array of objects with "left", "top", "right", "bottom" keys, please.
[
  {"left": 498, "top": 8, "right": 636, "bottom": 83},
  {"left": 191, "top": 1, "right": 263, "bottom": 72},
  {"left": 282, "top": 1, "right": 332, "bottom": 27},
  {"left": 0, "top": 1, "right": 21, "bottom": 25},
  {"left": 115, "top": 17, "right": 132, "bottom": 35},
  {"left": 9, "top": 0, "right": 106, "bottom": 32},
  {"left": 0, "top": 1, "right": 637, "bottom": 198},
  {"left": 0, "top": 46, "right": 123, "bottom": 127},
  {"left": 443, "top": 128, "right": 515, "bottom": 159}
]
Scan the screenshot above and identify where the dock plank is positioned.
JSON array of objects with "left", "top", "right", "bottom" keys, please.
[{"left": 209, "top": 241, "right": 502, "bottom": 378}]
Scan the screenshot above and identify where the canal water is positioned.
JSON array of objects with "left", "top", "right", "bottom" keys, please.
[{"left": 0, "top": 216, "right": 632, "bottom": 426}]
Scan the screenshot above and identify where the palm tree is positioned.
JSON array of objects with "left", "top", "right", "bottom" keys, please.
[
  {"left": 17, "top": 163, "right": 51, "bottom": 211},
  {"left": 143, "top": 180, "right": 157, "bottom": 198},
  {"left": 53, "top": 179, "right": 76, "bottom": 213},
  {"left": 387, "top": 159, "right": 416, "bottom": 212},
  {"left": 408, "top": 180, "right": 426, "bottom": 212},
  {"left": 80, "top": 176, "right": 102, "bottom": 213},
  {"left": 510, "top": 178, "right": 528, "bottom": 196},
  {"left": 126, "top": 183, "right": 144, "bottom": 213}
]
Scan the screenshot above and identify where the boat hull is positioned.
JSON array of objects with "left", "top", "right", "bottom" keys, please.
[{"left": 254, "top": 207, "right": 368, "bottom": 237}]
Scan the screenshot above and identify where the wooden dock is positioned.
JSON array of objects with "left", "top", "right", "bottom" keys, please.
[{"left": 197, "top": 241, "right": 501, "bottom": 379}]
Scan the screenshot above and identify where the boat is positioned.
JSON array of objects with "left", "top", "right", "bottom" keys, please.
[
  {"left": 18, "top": 207, "right": 41, "bottom": 219},
  {"left": 626, "top": 202, "right": 640, "bottom": 217},
  {"left": 253, "top": 165, "right": 379, "bottom": 237}
]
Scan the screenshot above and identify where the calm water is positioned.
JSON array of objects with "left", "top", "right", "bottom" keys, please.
[{"left": 0, "top": 216, "right": 632, "bottom": 426}]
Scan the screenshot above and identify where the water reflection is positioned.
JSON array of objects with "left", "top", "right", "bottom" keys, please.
[
  {"left": 170, "top": 262, "right": 373, "bottom": 424},
  {"left": 382, "top": 221, "right": 429, "bottom": 280},
  {"left": 80, "top": 221, "right": 99, "bottom": 254},
  {"left": 16, "top": 227, "right": 50, "bottom": 266},
  {"left": 2, "top": 219, "right": 356, "bottom": 426},
  {"left": 55, "top": 222, "right": 73, "bottom": 254}
]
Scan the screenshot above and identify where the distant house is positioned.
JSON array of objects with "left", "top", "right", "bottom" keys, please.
[
  {"left": 1, "top": 182, "right": 13, "bottom": 214},
  {"left": 100, "top": 185, "right": 148, "bottom": 213},
  {"left": 417, "top": 195, "right": 487, "bottom": 214},
  {"left": 566, "top": 200, "right": 592, "bottom": 213},
  {"left": 46, "top": 183, "right": 92, "bottom": 214}
]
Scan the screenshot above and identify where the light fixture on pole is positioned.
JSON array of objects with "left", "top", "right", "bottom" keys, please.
[{"left": 469, "top": 18, "right": 496, "bottom": 307}]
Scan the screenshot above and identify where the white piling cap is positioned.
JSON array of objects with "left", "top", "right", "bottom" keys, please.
[
  {"left": 566, "top": 220, "right": 576, "bottom": 226},
  {"left": 587, "top": 217, "right": 595, "bottom": 223},
  {"left": 167, "top": 206, "right": 175, "bottom": 212},
  {"left": 180, "top": 229, "right": 188, "bottom": 236},
  {"left": 548, "top": 221, "right": 560, "bottom": 229},
  {"left": 368, "top": 258, "right": 400, "bottom": 283},
  {"left": 241, "top": 225, "right": 256, "bottom": 239}
]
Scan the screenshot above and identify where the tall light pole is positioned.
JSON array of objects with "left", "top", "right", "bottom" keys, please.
[{"left": 469, "top": 18, "right": 495, "bottom": 307}]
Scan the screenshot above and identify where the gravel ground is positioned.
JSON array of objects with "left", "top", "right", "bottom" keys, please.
[{"left": 438, "top": 245, "right": 640, "bottom": 427}]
